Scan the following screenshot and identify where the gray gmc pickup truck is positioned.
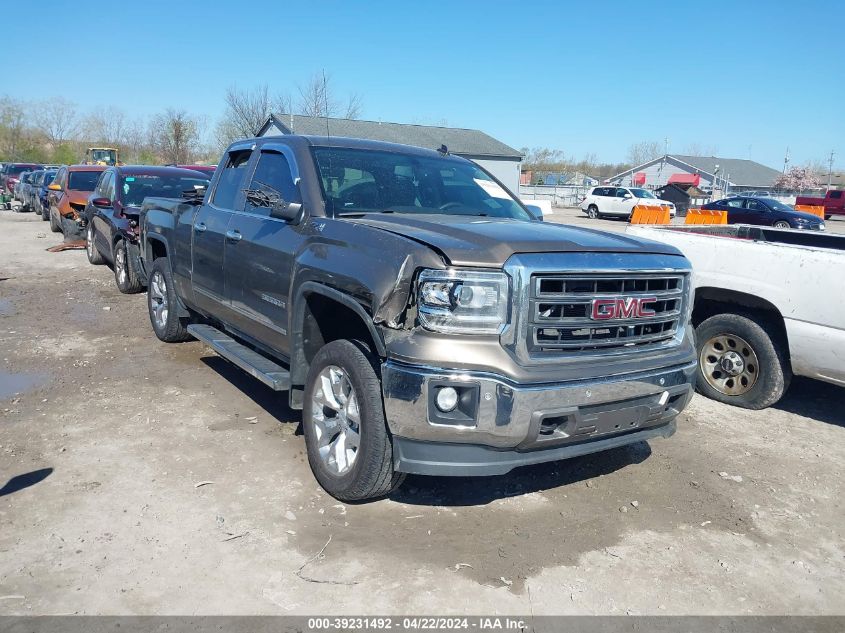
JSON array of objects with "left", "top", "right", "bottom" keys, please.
[{"left": 139, "top": 135, "right": 696, "bottom": 501}]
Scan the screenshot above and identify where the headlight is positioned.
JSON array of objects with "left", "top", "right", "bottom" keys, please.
[{"left": 417, "top": 268, "right": 509, "bottom": 334}]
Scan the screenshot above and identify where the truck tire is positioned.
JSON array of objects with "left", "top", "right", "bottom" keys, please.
[
  {"left": 147, "top": 257, "right": 191, "bottom": 342},
  {"left": 86, "top": 224, "right": 105, "bottom": 265},
  {"left": 695, "top": 312, "right": 791, "bottom": 410},
  {"left": 302, "top": 339, "right": 404, "bottom": 501},
  {"left": 114, "top": 240, "right": 144, "bottom": 294}
]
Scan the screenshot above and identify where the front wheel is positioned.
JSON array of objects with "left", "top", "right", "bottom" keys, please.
[
  {"left": 114, "top": 240, "right": 144, "bottom": 294},
  {"left": 773, "top": 220, "right": 791, "bottom": 229},
  {"left": 49, "top": 208, "right": 62, "bottom": 232},
  {"left": 695, "top": 312, "right": 791, "bottom": 409},
  {"left": 86, "top": 224, "right": 105, "bottom": 264},
  {"left": 147, "top": 257, "right": 192, "bottom": 342},
  {"left": 302, "top": 339, "right": 404, "bottom": 501}
]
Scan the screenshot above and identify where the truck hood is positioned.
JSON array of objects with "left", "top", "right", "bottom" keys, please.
[{"left": 345, "top": 214, "right": 683, "bottom": 266}]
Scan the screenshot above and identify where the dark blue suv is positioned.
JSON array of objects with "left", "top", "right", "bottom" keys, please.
[{"left": 703, "top": 196, "right": 824, "bottom": 230}]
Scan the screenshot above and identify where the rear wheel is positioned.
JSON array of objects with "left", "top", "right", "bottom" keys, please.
[
  {"left": 695, "top": 312, "right": 791, "bottom": 410},
  {"left": 86, "top": 224, "right": 105, "bottom": 265},
  {"left": 113, "top": 240, "right": 144, "bottom": 294},
  {"left": 587, "top": 205, "right": 599, "bottom": 219},
  {"left": 302, "top": 339, "right": 404, "bottom": 501}
]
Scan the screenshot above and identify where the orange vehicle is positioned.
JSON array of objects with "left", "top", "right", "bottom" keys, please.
[{"left": 47, "top": 165, "right": 106, "bottom": 238}]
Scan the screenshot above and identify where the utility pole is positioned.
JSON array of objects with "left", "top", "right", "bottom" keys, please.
[
  {"left": 783, "top": 147, "right": 790, "bottom": 175},
  {"left": 828, "top": 150, "right": 835, "bottom": 190}
]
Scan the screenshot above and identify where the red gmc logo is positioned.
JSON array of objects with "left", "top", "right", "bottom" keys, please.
[{"left": 591, "top": 296, "right": 657, "bottom": 320}]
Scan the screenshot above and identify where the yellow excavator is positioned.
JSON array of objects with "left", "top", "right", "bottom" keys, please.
[{"left": 82, "top": 147, "right": 120, "bottom": 166}]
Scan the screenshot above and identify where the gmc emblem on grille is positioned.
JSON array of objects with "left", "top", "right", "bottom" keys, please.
[{"left": 591, "top": 296, "right": 657, "bottom": 320}]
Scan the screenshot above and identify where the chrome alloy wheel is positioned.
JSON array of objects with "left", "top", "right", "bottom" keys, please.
[
  {"left": 149, "top": 270, "right": 169, "bottom": 330},
  {"left": 115, "top": 246, "right": 127, "bottom": 285},
  {"left": 700, "top": 333, "right": 759, "bottom": 396},
  {"left": 311, "top": 365, "right": 361, "bottom": 475},
  {"left": 86, "top": 224, "right": 96, "bottom": 258}
]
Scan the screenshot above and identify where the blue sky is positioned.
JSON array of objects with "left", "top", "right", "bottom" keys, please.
[{"left": 10, "top": 0, "right": 843, "bottom": 168}]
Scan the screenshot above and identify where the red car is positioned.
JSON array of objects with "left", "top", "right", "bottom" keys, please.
[
  {"left": 1, "top": 163, "right": 43, "bottom": 206},
  {"left": 176, "top": 164, "right": 216, "bottom": 177},
  {"left": 794, "top": 189, "right": 845, "bottom": 220}
]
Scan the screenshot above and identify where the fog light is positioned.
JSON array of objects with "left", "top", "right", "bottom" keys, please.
[{"left": 435, "top": 387, "right": 459, "bottom": 412}]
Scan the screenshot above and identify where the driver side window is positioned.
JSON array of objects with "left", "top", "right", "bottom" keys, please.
[{"left": 244, "top": 151, "right": 300, "bottom": 216}]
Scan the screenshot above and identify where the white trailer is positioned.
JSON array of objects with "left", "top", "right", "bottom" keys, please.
[{"left": 628, "top": 224, "right": 845, "bottom": 409}]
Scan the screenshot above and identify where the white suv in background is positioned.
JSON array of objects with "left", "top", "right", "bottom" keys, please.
[{"left": 580, "top": 186, "right": 676, "bottom": 219}]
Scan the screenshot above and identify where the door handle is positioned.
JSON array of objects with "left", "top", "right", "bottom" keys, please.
[
  {"left": 225, "top": 229, "right": 242, "bottom": 242},
  {"left": 194, "top": 222, "right": 207, "bottom": 232}
]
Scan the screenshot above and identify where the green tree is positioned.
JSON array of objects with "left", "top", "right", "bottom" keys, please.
[{"left": 51, "top": 142, "right": 77, "bottom": 165}]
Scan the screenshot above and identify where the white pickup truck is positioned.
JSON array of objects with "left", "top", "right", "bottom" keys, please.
[{"left": 628, "top": 224, "right": 845, "bottom": 409}]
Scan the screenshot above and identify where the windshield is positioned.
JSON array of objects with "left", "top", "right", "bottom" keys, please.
[
  {"left": 121, "top": 174, "right": 209, "bottom": 206},
  {"left": 43, "top": 172, "right": 56, "bottom": 186},
  {"left": 9, "top": 165, "right": 37, "bottom": 176},
  {"left": 759, "top": 198, "right": 795, "bottom": 213},
  {"left": 629, "top": 188, "right": 656, "bottom": 199},
  {"left": 68, "top": 171, "right": 103, "bottom": 192},
  {"left": 312, "top": 147, "right": 531, "bottom": 220},
  {"left": 91, "top": 149, "right": 116, "bottom": 165}
]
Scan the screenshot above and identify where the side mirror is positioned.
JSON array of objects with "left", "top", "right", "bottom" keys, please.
[
  {"left": 270, "top": 201, "right": 303, "bottom": 222},
  {"left": 525, "top": 204, "right": 544, "bottom": 221},
  {"left": 48, "top": 183, "right": 62, "bottom": 191},
  {"left": 92, "top": 197, "right": 111, "bottom": 208},
  {"left": 623, "top": 192, "right": 633, "bottom": 199}
]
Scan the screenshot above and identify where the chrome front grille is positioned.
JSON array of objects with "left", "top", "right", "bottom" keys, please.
[{"left": 528, "top": 273, "right": 686, "bottom": 354}]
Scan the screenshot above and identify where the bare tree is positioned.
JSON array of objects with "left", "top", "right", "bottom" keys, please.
[
  {"left": 683, "top": 142, "right": 718, "bottom": 156},
  {"left": 215, "top": 85, "right": 293, "bottom": 150},
  {"left": 82, "top": 106, "right": 129, "bottom": 147},
  {"left": 148, "top": 108, "right": 202, "bottom": 165},
  {"left": 626, "top": 141, "right": 663, "bottom": 166},
  {"left": 296, "top": 72, "right": 362, "bottom": 119},
  {"left": 34, "top": 97, "right": 78, "bottom": 145},
  {"left": 0, "top": 96, "right": 26, "bottom": 159}
]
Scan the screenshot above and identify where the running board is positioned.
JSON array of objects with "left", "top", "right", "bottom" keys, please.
[{"left": 188, "top": 324, "right": 291, "bottom": 391}]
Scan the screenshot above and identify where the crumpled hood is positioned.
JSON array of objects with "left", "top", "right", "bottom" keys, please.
[
  {"left": 345, "top": 214, "right": 683, "bottom": 266},
  {"left": 67, "top": 190, "right": 91, "bottom": 206}
]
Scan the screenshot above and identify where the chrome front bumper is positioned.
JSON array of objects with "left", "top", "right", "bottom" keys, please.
[{"left": 382, "top": 359, "right": 696, "bottom": 475}]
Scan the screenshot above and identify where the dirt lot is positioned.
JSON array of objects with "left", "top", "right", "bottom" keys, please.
[{"left": 1, "top": 209, "right": 843, "bottom": 616}]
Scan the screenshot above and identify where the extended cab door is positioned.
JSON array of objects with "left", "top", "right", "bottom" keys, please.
[
  {"left": 224, "top": 145, "right": 305, "bottom": 357},
  {"left": 191, "top": 146, "right": 253, "bottom": 314}
]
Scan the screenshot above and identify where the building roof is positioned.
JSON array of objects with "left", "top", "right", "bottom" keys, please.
[
  {"left": 258, "top": 114, "right": 523, "bottom": 159},
  {"left": 609, "top": 154, "right": 782, "bottom": 187},
  {"left": 670, "top": 155, "right": 782, "bottom": 187}
]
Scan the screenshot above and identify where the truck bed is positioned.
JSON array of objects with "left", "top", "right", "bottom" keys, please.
[{"left": 627, "top": 224, "right": 845, "bottom": 387}]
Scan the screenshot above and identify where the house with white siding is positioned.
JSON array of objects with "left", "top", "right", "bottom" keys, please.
[{"left": 607, "top": 155, "right": 782, "bottom": 193}]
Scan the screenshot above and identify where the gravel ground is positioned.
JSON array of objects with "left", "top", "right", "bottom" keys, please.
[{"left": 0, "top": 209, "right": 843, "bottom": 616}]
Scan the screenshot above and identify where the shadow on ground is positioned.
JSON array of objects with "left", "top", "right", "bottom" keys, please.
[
  {"left": 200, "top": 355, "right": 301, "bottom": 430},
  {"left": 775, "top": 377, "right": 845, "bottom": 427},
  {"left": 393, "top": 441, "right": 652, "bottom": 507},
  {"left": 0, "top": 468, "right": 53, "bottom": 498}
]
